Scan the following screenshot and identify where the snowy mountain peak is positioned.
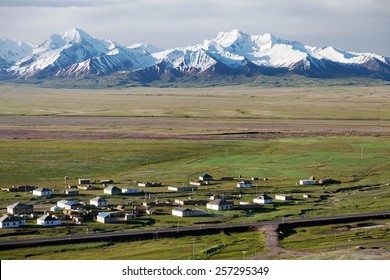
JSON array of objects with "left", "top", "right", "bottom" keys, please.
[
  {"left": 0, "top": 38, "right": 34, "bottom": 65},
  {"left": 2, "top": 28, "right": 389, "bottom": 81},
  {"left": 62, "top": 27, "right": 93, "bottom": 44},
  {"left": 128, "top": 43, "right": 164, "bottom": 54},
  {"left": 214, "top": 29, "right": 248, "bottom": 47}
]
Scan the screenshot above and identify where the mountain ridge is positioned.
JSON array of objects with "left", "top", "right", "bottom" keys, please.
[{"left": 1, "top": 28, "right": 389, "bottom": 84}]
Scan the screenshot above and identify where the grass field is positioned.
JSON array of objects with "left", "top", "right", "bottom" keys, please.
[
  {"left": 0, "top": 84, "right": 389, "bottom": 259},
  {"left": 0, "top": 84, "right": 389, "bottom": 120},
  {"left": 0, "top": 230, "right": 265, "bottom": 260},
  {"left": 279, "top": 220, "right": 390, "bottom": 259}
]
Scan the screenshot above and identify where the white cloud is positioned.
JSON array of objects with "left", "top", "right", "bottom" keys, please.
[{"left": 0, "top": 0, "right": 389, "bottom": 56}]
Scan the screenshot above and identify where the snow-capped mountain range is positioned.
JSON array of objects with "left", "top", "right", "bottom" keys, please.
[{"left": 1, "top": 28, "right": 389, "bottom": 82}]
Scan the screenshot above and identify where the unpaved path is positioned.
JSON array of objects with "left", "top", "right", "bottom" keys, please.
[{"left": 250, "top": 225, "right": 312, "bottom": 259}]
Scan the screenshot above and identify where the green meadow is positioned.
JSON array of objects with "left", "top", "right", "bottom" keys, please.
[
  {"left": 0, "top": 84, "right": 389, "bottom": 259},
  {"left": 0, "top": 136, "right": 389, "bottom": 187},
  {"left": 0, "top": 231, "right": 265, "bottom": 260}
]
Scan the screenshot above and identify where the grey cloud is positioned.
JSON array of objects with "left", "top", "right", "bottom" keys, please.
[
  {"left": 0, "top": 0, "right": 388, "bottom": 56},
  {"left": 0, "top": 0, "right": 117, "bottom": 7}
]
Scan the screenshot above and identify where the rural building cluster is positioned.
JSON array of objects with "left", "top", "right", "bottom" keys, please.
[{"left": 0, "top": 173, "right": 338, "bottom": 229}]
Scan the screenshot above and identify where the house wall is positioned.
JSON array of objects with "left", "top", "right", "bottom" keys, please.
[
  {"left": 253, "top": 198, "right": 272, "bottom": 204},
  {"left": 172, "top": 210, "right": 184, "bottom": 217},
  {"left": 33, "top": 190, "right": 52, "bottom": 196},
  {"left": 38, "top": 219, "right": 61, "bottom": 226},
  {"left": 7, "top": 207, "right": 33, "bottom": 215},
  {"left": 0, "top": 220, "right": 25, "bottom": 228},
  {"left": 299, "top": 180, "right": 314, "bottom": 185}
]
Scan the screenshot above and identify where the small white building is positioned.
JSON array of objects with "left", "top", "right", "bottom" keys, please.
[
  {"left": 50, "top": 205, "right": 61, "bottom": 212},
  {"left": 299, "top": 179, "right": 315, "bottom": 185},
  {"left": 122, "top": 188, "right": 139, "bottom": 194},
  {"left": 275, "top": 194, "right": 293, "bottom": 201},
  {"left": 96, "top": 212, "right": 116, "bottom": 224},
  {"left": 237, "top": 180, "right": 253, "bottom": 188},
  {"left": 33, "top": 187, "right": 53, "bottom": 197},
  {"left": 206, "top": 199, "right": 233, "bottom": 211},
  {"left": 168, "top": 186, "right": 198, "bottom": 192},
  {"left": 199, "top": 173, "right": 213, "bottom": 181},
  {"left": 138, "top": 182, "right": 151, "bottom": 187},
  {"left": 57, "top": 199, "right": 78, "bottom": 210},
  {"left": 65, "top": 189, "right": 79, "bottom": 195},
  {"left": 0, "top": 215, "right": 26, "bottom": 228},
  {"left": 78, "top": 178, "right": 91, "bottom": 185},
  {"left": 253, "top": 194, "right": 273, "bottom": 204},
  {"left": 37, "top": 215, "right": 61, "bottom": 226},
  {"left": 7, "top": 202, "right": 33, "bottom": 215},
  {"left": 90, "top": 197, "right": 108, "bottom": 207},
  {"left": 171, "top": 207, "right": 207, "bottom": 217},
  {"left": 104, "top": 185, "right": 122, "bottom": 195}
]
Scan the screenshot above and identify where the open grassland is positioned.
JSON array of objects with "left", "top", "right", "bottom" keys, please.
[
  {"left": 0, "top": 231, "right": 265, "bottom": 260},
  {"left": 0, "top": 84, "right": 389, "bottom": 259},
  {"left": 0, "top": 84, "right": 388, "bottom": 120},
  {"left": 279, "top": 220, "right": 390, "bottom": 259},
  {"left": 0, "top": 136, "right": 389, "bottom": 226},
  {"left": 0, "top": 85, "right": 389, "bottom": 139},
  {"left": 0, "top": 136, "right": 388, "bottom": 188}
]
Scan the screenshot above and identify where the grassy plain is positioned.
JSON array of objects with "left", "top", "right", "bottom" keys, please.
[
  {"left": 0, "top": 84, "right": 389, "bottom": 259},
  {"left": 0, "top": 231, "right": 265, "bottom": 260},
  {"left": 279, "top": 220, "right": 390, "bottom": 260}
]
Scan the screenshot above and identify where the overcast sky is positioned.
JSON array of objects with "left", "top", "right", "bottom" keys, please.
[{"left": 0, "top": 0, "right": 389, "bottom": 56}]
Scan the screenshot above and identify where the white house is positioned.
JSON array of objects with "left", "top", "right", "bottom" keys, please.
[
  {"left": 7, "top": 202, "right": 33, "bottom": 215},
  {"left": 65, "top": 189, "right": 79, "bottom": 195},
  {"left": 122, "top": 188, "right": 139, "bottom": 194},
  {"left": 275, "top": 194, "right": 293, "bottom": 201},
  {"left": 206, "top": 199, "right": 233, "bottom": 211},
  {"left": 171, "top": 207, "right": 207, "bottom": 217},
  {"left": 168, "top": 186, "right": 197, "bottom": 192},
  {"left": 104, "top": 185, "right": 122, "bottom": 195},
  {"left": 33, "top": 187, "right": 53, "bottom": 197},
  {"left": 37, "top": 214, "right": 61, "bottom": 226},
  {"left": 253, "top": 194, "right": 273, "bottom": 204},
  {"left": 57, "top": 199, "right": 77, "bottom": 210},
  {"left": 96, "top": 212, "right": 116, "bottom": 224},
  {"left": 50, "top": 205, "right": 61, "bottom": 212},
  {"left": 0, "top": 215, "right": 25, "bottom": 228},
  {"left": 199, "top": 173, "right": 213, "bottom": 181},
  {"left": 299, "top": 179, "right": 315, "bottom": 185},
  {"left": 78, "top": 178, "right": 91, "bottom": 185},
  {"left": 90, "top": 197, "right": 108, "bottom": 207},
  {"left": 138, "top": 182, "right": 151, "bottom": 187},
  {"left": 237, "top": 180, "right": 253, "bottom": 188}
]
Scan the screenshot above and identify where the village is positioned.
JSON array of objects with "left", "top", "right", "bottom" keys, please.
[{"left": 0, "top": 173, "right": 339, "bottom": 229}]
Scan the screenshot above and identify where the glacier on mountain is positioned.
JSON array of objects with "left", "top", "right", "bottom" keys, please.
[{"left": 1, "top": 28, "right": 389, "bottom": 81}]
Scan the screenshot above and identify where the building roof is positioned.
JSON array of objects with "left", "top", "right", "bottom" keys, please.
[
  {"left": 34, "top": 187, "right": 52, "bottom": 192},
  {"left": 238, "top": 180, "right": 252, "bottom": 184},
  {"left": 8, "top": 202, "right": 32, "bottom": 209},
  {"left": 207, "top": 199, "right": 232, "bottom": 206},
  {"left": 90, "top": 196, "right": 107, "bottom": 202},
  {"left": 200, "top": 173, "right": 212, "bottom": 178},
  {"left": 97, "top": 212, "right": 111, "bottom": 218},
  {"left": 172, "top": 207, "right": 192, "bottom": 212},
  {"left": 104, "top": 185, "right": 121, "bottom": 191},
  {"left": 0, "top": 215, "right": 24, "bottom": 223},
  {"left": 256, "top": 194, "right": 272, "bottom": 200},
  {"left": 37, "top": 214, "right": 58, "bottom": 221},
  {"left": 58, "top": 199, "right": 77, "bottom": 205}
]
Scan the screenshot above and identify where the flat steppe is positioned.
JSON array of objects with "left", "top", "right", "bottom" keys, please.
[{"left": 0, "top": 84, "right": 389, "bottom": 140}]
